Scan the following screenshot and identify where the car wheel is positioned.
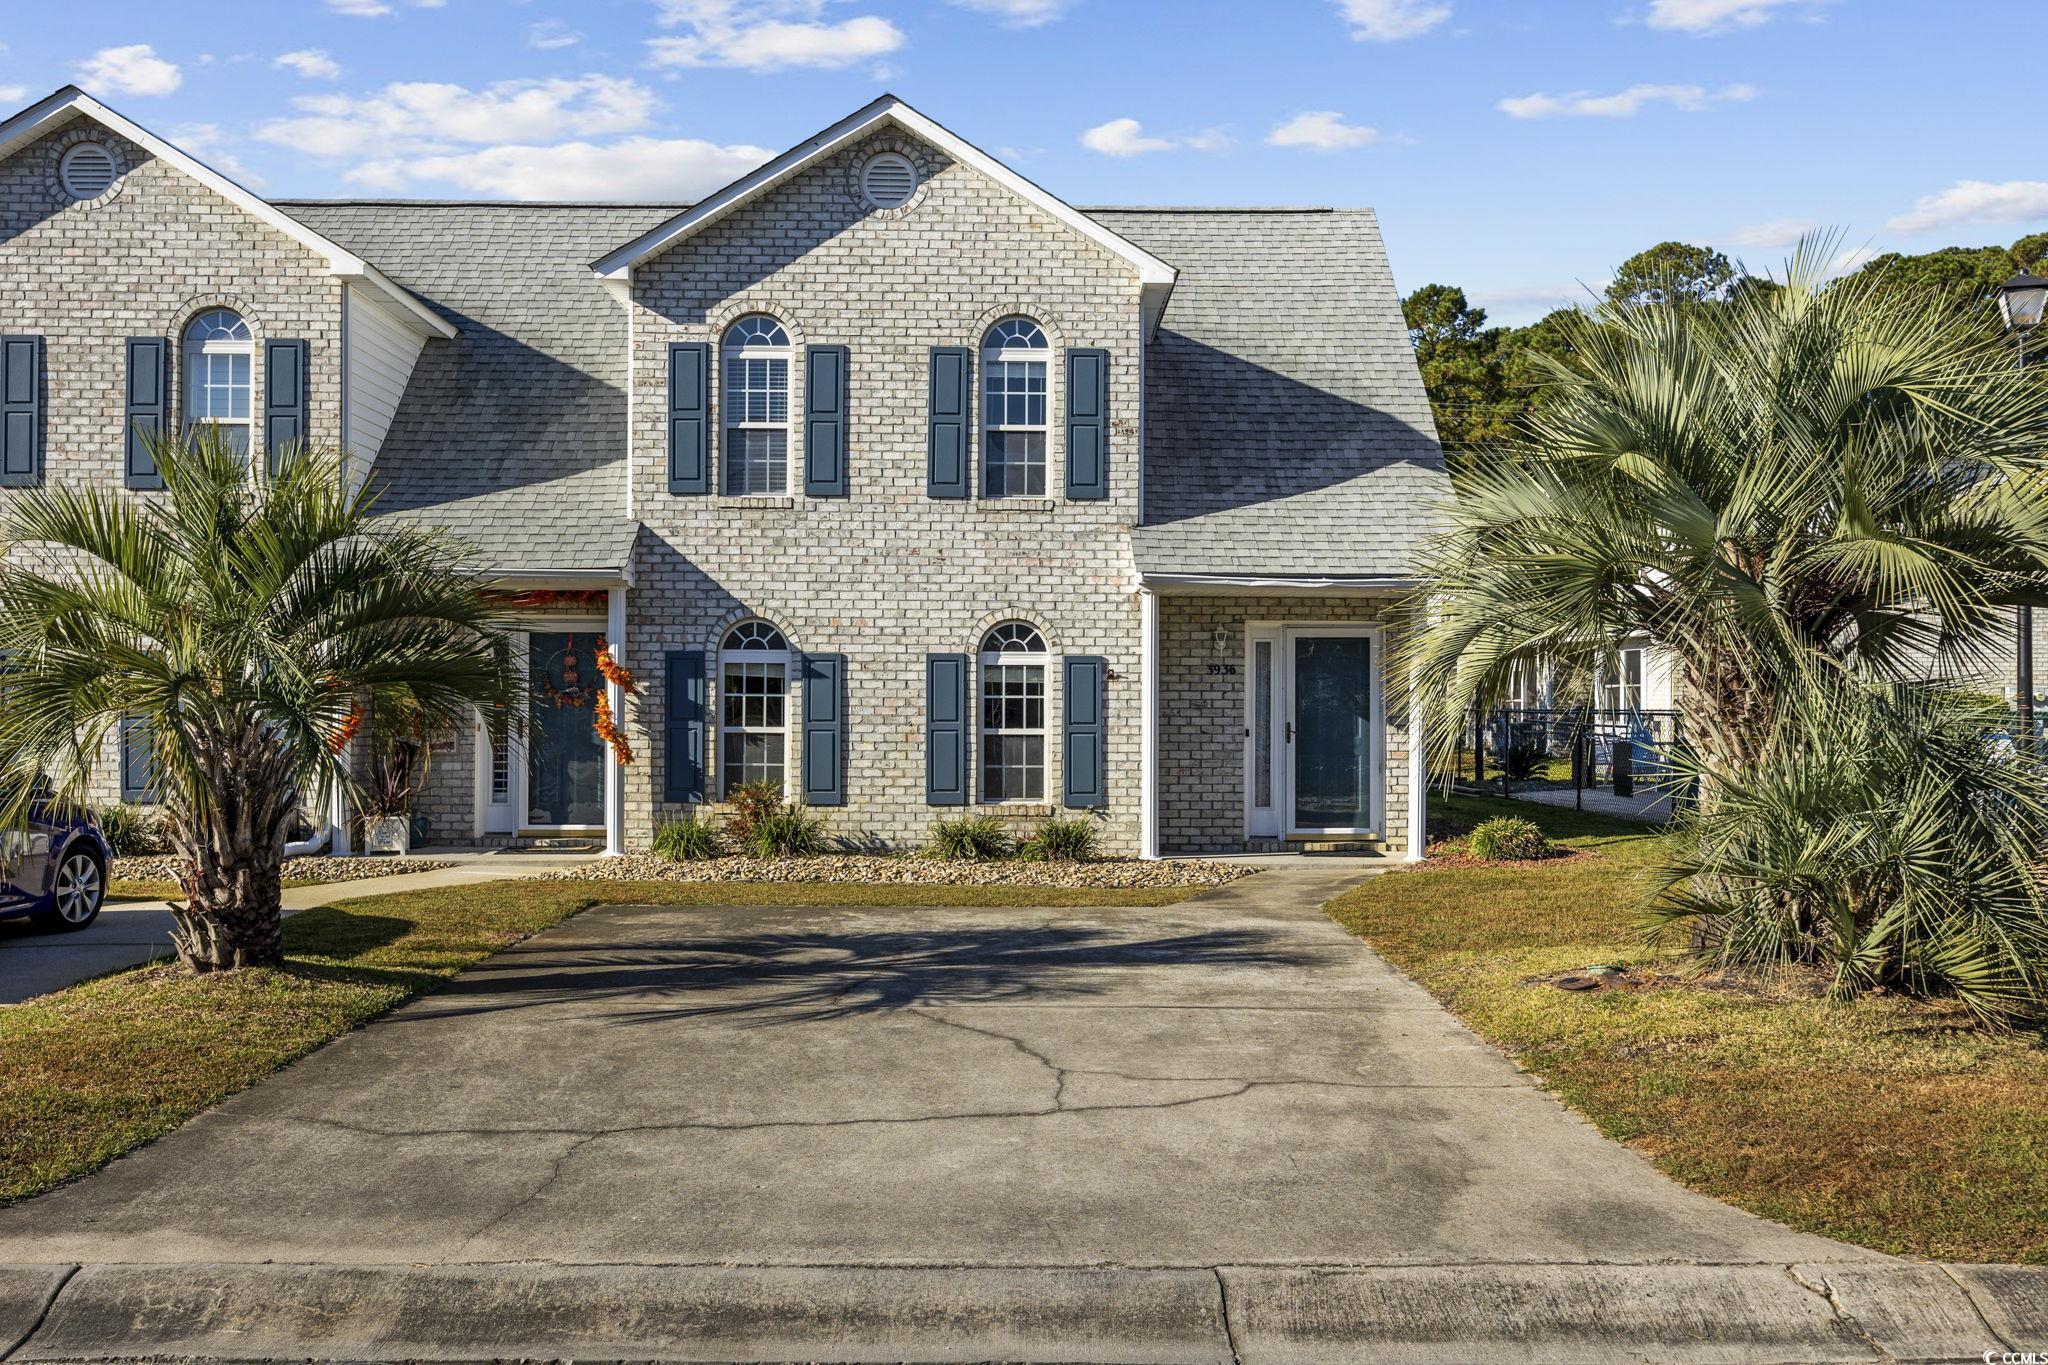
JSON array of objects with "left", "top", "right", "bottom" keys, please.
[{"left": 33, "top": 847, "right": 105, "bottom": 933}]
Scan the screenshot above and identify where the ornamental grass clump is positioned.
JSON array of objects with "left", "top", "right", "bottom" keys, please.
[
  {"left": 1019, "top": 815, "right": 1098, "bottom": 863},
  {"left": 1466, "top": 816, "right": 1555, "bottom": 862},
  {"left": 1648, "top": 678, "right": 2048, "bottom": 1024},
  {"left": 743, "top": 806, "right": 829, "bottom": 858},
  {"left": 928, "top": 814, "right": 1013, "bottom": 861},
  {"left": 651, "top": 814, "right": 722, "bottom": 861}
]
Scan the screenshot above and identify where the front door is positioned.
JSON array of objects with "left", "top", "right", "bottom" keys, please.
[
  {"left": 1285, "top": 630, "right": 1378, "bottom": 836},
  {"left": 526, "top": 632, "right": 606, "bottom": 829}
]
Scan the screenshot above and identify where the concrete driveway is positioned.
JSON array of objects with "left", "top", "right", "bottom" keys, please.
[{"left": 2, "top": 866, "right": 2038, "bottom": 1362}]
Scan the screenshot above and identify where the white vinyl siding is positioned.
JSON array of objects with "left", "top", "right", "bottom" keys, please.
[{"left": 343, "top": 283, "right": 428, "bottom": 487}]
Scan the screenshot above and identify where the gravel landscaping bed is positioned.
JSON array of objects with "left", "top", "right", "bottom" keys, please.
[
  {"left": 111, "top": 855, "right": 456, "bottom": 887},
  {"left": 547, "top": 852, "right": 1255, "bottom": 890}
]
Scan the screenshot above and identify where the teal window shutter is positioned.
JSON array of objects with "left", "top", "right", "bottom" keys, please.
[
  {"left": 119, "top": 717, "right": 157, "bottom": 805},
  {"left": 0, "top": 335, "right": 41, "bottom": 487},
  {"left": 1062, "top": 655, "right": 1107, "bottom": 808},
  {"left": 926, "top": 347, "right": 970, "bottom": 498},
  {"left": 925, "top": 652, "right": 968, "bottom": 804},
  {"left": 803, "top": 345, "right": 848, "bottom": 496},
  {"left": 664, "top": 650, "right": 706, "bottom": 802},
  {"left": 667, "top": 342, "right": 710, "bottom": 495},
  {"left": 1064, "top": 348, "right": 1108, "bottom": 500},
  {"left": 124, "top": 336, "right": 166, "bottom": 490},
  {"left": 802, "top": 653, "right": 846, "bottom": 806},
  {"left": 263, "top": 338, "right": 309, "bottom": 476}
]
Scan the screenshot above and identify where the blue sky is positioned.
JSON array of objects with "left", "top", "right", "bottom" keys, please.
[{"left": 5, "top": 0, "right": 2043, "bottom": 323}]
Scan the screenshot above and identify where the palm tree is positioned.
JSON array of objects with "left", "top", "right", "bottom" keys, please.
[
  {"left": 1406, "top": 236, "right": 2048, "bottom": 777},
  {"left": 0, "top": 432, "right": 517, "bottom": 971}
]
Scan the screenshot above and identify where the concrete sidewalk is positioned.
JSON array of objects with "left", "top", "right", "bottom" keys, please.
[
  {"left": 2, "top": 861, "right": 2042, "bottom": 1360},
  {"left": 0, "top": 852, "right": 600, "bottom": 1003}
]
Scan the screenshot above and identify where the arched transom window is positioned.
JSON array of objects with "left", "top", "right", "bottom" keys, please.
[
  {"left": 982, "top": 317, "right": 1048, "bottom": 498},
  {"left": 184, "top": 309, "right": 253, "bottom": 457},
  {"left": 720, "top": 619, "right": 791, "bottom": 796},
  {"left": 979, "top": 621, "right": 1049, "bottom": 802},
  {"left": 723, "top": 315, "right": 791, "bottom": 497}
]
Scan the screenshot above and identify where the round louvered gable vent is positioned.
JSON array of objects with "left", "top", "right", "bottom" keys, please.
[
  {"left": 860, "top": 152, "right": 918, "bottom": 210},
  {"left": 59, "top": 142, "right": 118, "bottom": 201}
]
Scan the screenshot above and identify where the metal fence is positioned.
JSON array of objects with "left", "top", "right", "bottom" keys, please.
[{"left": 1445, "top": 706, "right": 1693, "bottom": 812}]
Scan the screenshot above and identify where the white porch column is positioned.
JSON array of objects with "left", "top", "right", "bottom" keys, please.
[
  {"left": 1140, "top": 586, "right": 1159, "bottom": 861},
  {"left": 327, "top": 771, "right": 353, "bottom": 857},
  {"left": 1408, "top": 691, "right": 1428, "bottom": 861},
  {"left": 604, "top": 585, "right": 627, "bottom": 857}
]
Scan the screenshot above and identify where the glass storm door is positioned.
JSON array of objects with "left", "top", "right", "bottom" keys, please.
[
  {"left": 527, "top": 632, "right": 606, "bottom": 828},
  {"left": 1288, "top": 633, "right": 1375, "bottom": 834}
]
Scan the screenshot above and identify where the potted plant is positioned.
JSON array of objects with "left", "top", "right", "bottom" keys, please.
[{"left": 361, "top": 709, "right": 429, "bottom": 856}]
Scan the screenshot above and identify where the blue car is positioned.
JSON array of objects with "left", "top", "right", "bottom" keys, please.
[{"left": 0, "top": 801, "right": 112, "bottom": 933}]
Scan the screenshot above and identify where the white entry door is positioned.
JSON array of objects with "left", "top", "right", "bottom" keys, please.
[{"left": 1246, "top": 625, "right": 1382, "bottom": 839}]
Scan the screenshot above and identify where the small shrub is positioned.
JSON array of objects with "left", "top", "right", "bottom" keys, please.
[
  {"left": 744, "top": 805, "right": 828, "bottom": 858},
  {"left": 1504, "top": 741, "right": 1546, "bottom": 782},
  {"left": 96, "top": 803, "right": 170, "bottom": 857},
  {"left": 928, "top": 814, "right": 1014, "bottom": 861},
  {"left": 1467, "top": 816, "right": 1555, "bottom": 862},
  {"left": 651, "top": 814, "right": 722, "bottom": 861},
  {"left": 722, "top": 781, "right": 785, "bottom": 846},
  {"left": 1019, "top": 815, "right": 1098, "bottom": 863}
]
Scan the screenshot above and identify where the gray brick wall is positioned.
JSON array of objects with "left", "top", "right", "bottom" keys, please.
[
  {"left": 0, "top": 116, "right": 343, "bottom": 808},
  {"left": 622, "top": 130, "right": 1145, "bottom": 852},
  {"left": 1157, "top": 594, "right": 1414, "bottom": 856}
]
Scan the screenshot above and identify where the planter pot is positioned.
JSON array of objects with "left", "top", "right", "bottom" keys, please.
[{"left": 364, "top": 815, "right": 412, "bottom": 857}]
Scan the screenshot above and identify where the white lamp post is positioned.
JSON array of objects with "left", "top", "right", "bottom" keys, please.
[{"left": 1996, "top": 270, "right": 2047, "bottom": 748}]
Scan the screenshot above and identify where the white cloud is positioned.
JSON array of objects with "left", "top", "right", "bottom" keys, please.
[
  {"left": 647, "top": 1, "right": 904, "bottom": 72},
  {"left": 1887, "top": 180, "right": 2048, "bottom": 233},
  {"left": 943, "top": 0, "right": 1074, "bottom": 25},
  {"left": 1829, "top": 244, "right": 1876, "bottom": 276},
  {"left": 1079, "top": 117, "right": 1230, "bottom": 158},
  {"left": 259, "top": 75, "right": 659, "bottom": 159},
  {"left": 75, "top": 44, "right": 182, "bottom": 97},
  {"left": 1267, "top": 111, "right": 1385, "bottom": 151},
  {"left": 1333, "top": 0, "right": 1452, "bottom": 41},
  {"left": 1726, "top": 217, "right": 1818, "bottom": 249},
  {"left": 274, "top": 49, "right": 342, "bottom": 80},
  {"left": 326, "top": 0, "right": 393, "bottom": 14},
  {"left": 1644, "top": 0, "right": 1825, "bottom": 32},
  {"left": 0, "top": 85, "right": 24, "bottom": 106},
  {"left": 527, "top": 20, "right": 583, "bottom": 49},
  {"left": 1499, "top": 82, "right": 1756, "bottom": 118},
  {"left": 349, "top": 135, "right": 772, "bottom": 200},
  {"left": 170, "top": 122, "right": 266, "bottom": 189}
]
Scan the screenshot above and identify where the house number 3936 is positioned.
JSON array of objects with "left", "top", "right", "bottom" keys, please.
[{"left": 1205, "top": 663, "right": 1239, "bottom": 676}]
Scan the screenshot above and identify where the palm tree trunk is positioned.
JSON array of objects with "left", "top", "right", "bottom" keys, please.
[{"left": 165, "top": 732, "right": 296, "bottom": 972}]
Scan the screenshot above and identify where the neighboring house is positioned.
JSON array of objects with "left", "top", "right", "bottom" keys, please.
[
  {"left": 0, "top": 88, "right": 1448, "bottom": 859},
  {"left": 1503, "top": 635, "right": 1678, "bottom": 715}
]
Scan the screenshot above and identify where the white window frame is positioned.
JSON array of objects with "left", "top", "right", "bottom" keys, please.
[
  {"left": 719, "top": 620, "right": 792, "bottom": 797},
  {"left": 183, "top": 309, "right": 255, "bottom": 461},
  {"left": 978, "top": 621, "right": 1051, "bottom": 804},
  {"left": 981, "top": 318, "right": 1050, "bottom": 500},
  {"left": 1602, "top": 646, "right": 1645, "bottom": 714},
  {"left": 721, "top": 315, "right": 792, "bottom": 498}
]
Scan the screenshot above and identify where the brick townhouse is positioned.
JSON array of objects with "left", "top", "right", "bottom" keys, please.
[{"left": 0, "top": 88, "right": 1447, "bottom": 858}]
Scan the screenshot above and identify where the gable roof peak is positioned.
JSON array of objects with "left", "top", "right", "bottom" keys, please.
[{"left": 590, "top": 95, "right": 1178, "bottom": 332}]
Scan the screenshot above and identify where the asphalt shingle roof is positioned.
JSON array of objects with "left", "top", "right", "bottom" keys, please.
[
  {"left": 278, "top": 201, "right": 672, "bottom": 575},
  {"left": 1088, "top": 208, "right": 1449, "bottom": 580},
  {"left": 276, "top": 200, "right": 1447, "bottom": 583}
]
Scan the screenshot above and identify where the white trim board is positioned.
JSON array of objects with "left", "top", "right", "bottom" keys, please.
[
  {"left": 0, "top": 86, "right": 455, "bottom": 341},
  {"left": 591, "top": 96, "right": 1180, "bottom": 336}
]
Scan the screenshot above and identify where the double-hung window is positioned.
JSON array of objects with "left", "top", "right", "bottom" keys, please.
[
  {"left": 1602, "top": 647, "right": 1645, "bottom": 713},
  {"left": 720, "top": 620, "right": 790, "bottom": 796},
  {"left": 980, "top": 621, "right": 1048, "bottom": 801},
  {"left": 184, "top": 309, "right": 253, "bottom": 458},
  {"left": 722, "top": 315, "right": 791, "bottom": 496},
  {"left": 981, "top": 318, "right": 1048, "bottom": 498}
]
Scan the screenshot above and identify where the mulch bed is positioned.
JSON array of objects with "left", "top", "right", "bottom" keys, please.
[{"left": 547, "top": 852, "right": 1256, "bottom": 890}]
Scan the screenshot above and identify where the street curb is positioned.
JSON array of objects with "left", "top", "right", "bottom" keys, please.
[{"left": 4, "top": 1260, "right": 2046, "bottom": 1363}]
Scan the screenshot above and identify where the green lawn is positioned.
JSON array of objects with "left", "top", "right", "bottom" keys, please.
[
  {"left": 1326, "top": 795, "right": 2048, "bottom": 1264},
  {"left": 1, "top": 877, "right": 1206, "bottom": 1206}
]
